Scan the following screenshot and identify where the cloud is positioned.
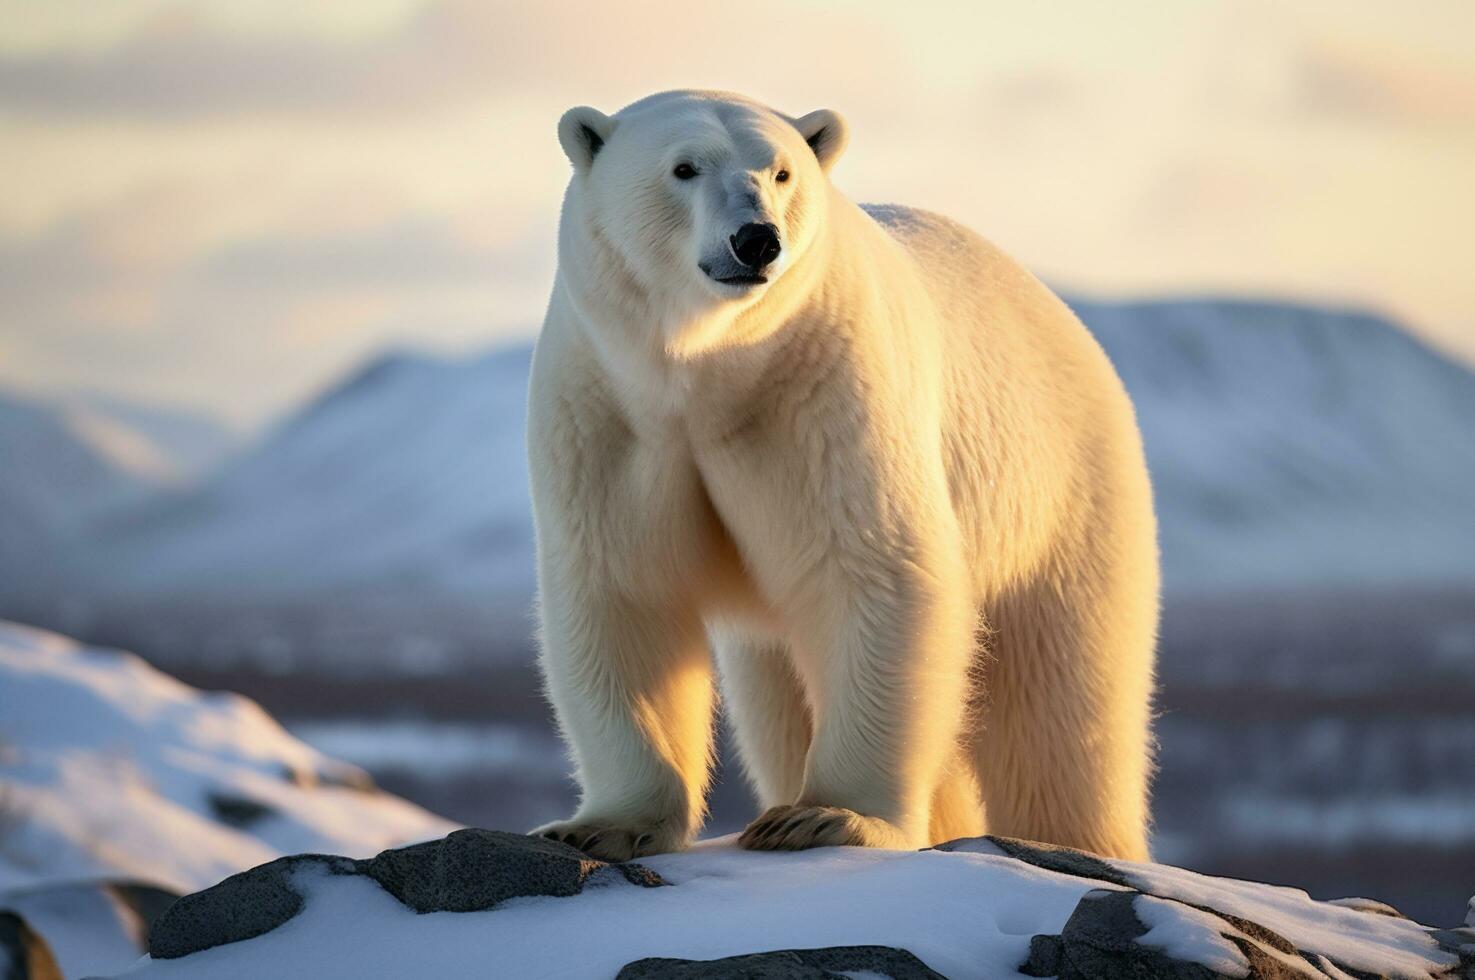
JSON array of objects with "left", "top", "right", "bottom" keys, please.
[
  {"left": 0, "top": 0, "right": 901, "bottom": 120},
  {"left": 192, "top": 218, "right": 546, "bottom": 294},
  {"left": 0, "top": 197, "right": 554, "bottom": 424},
  {"left": 0, "top": 3, "right": 500, "bottom": 118},
  {"left": 1292, "top": 43, "right": 1475, "bottom": 127},
  {"left": 2, "top": 0, "right": 1472, "bottom": 428}
]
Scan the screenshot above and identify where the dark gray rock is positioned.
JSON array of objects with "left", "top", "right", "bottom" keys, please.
[
  {"left": 1022, "top": 934, "right": 1066, "bottom": 977},
  {"left": 149, "top": 830, "right": 667, "bottom": 960},
  {"left": 0, "top": 910, "right": 62, "bottom": 980},
  {"left": 363, "top": 829, "right": 621, "bottom": 913},
  {"left": 617, "top": 945, "right": 945, "bottom": 979},
  {"left": 149, "top": 853, "right": 354, "bottom": 960},
  {"left": 933, "top": 835, "right": 1130, "bottom": 888}
]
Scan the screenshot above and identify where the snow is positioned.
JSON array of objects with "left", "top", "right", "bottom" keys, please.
[
  {"left": 112, "top": 839, "right": 1108, "bottom": 979},
  {"left": 106, "top": 835, "right": 1465, "bottom": 980},
  {"left": 0, "top": 619, "right": 1463, "bottom": 979},
  {"left": 1120, "top": 857, "right": 1458, "bottom": 977},
  {"left": 0, "top": 620, "right": 454, "bottom": 896},
  {"left": 1133, "top": 893, "right": 1251, "bottom": 976}
]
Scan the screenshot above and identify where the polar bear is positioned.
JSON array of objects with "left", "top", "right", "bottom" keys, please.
[{"left": 527, "top": 90, "right": 1157, "bottom": 863}]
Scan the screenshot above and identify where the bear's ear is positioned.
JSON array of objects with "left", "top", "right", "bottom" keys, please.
[
  {"left": 558, "top": 106, "right": 616, "bottom": 173},
  {"left": 794, "top": 109, "right": 849, "bottom": 173}
]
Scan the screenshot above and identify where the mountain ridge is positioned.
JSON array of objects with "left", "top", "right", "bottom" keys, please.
[{"left": 3, "top": 297, "right": 1472, "bottom": 647}]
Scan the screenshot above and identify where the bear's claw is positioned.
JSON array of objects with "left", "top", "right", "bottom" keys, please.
[
  {"left": 532, "top": 819, "right": 672, "bottom": 861},
  {"left": 738, "top": 804, "right": 909, "bottom": 851}
]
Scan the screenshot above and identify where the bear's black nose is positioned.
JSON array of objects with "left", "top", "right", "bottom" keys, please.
[{"left": 730, "top": 222, "right": 782, "bottom": 271}]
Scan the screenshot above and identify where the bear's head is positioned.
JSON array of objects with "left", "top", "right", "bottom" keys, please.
[{"left": 555, "top": 90, "right": 848, "bottom": 355}]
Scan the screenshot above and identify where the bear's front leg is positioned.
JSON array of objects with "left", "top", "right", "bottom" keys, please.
[
  {"left": 738, "top": 525, "right": 978, "bottom": 853},
  {"left": 533, "top": 590, "right": 715, "bottom": 861},
  {"left": 526, "top": 340, "right": 724, "bottom": 862}
]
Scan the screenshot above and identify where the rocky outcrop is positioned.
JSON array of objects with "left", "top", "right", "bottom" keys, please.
[
  {"left": 116, "top": 831, "right": 1475, "bottom": 979},
  {"left": 149, "top": 828, "right": 667, "bottom": 960},
  {"left": 947, "top": 837, "right": 1475, "bottom": 980},
  {"left": 617, "top": 946, "right": 945, "bottom": 979}
]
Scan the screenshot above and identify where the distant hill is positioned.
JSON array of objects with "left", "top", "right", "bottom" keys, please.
[
  {"left": 84, "top": 346, "right": 535, "bottom": 603},
  {"left": 3, "top": 298, "right": 1474, "bottom": 665},
  {"left": 1077, "top": 298, "right": 1475, "bottom": 591},
  {"left": 56, "top": 392, "right": 238, "bottom": 480},
  {"left": 0, "top": 392, "right": 156, "bottom": 599}
]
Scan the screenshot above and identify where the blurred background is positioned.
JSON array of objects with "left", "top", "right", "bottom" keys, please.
[{"left": 2, "top": 0, "right": 1472, "bottom": 925}]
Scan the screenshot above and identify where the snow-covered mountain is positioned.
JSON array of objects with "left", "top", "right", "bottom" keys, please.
[
  {"left": 0, "top": 392, "right": 149, "bottom": 528},
  {"left": 0, "top": 392, "right": 155, "bottom": 601},
  {"left": 1079, "top": 299, "right": 1475, "bottom": 592},
  {"left": 105, "top": 301, "right": 1475, "bottom": 593},
  {"left": 86, "top": 347, "right": 532, "bottom": 606},
  {"left": 4, "top": 299, "right": 1474, "bottom": 652},
  {"left": 56, "top": 392, "right": 238, "bottom": 481},
  {"left": 0, "top": 391, "right": 236, "bottom": 607}
]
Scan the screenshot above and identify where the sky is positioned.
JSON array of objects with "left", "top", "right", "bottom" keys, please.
[{"left": 1, "top": 0, "right": 1472, "bottom": 430}]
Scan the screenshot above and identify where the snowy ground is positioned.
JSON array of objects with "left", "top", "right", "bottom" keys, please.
[
  {"left": 112, "top": 833, "right": 1473, "bottom": 979},
  {"left": 2, "top": 619, "right": 1472, "bottom": 979}
]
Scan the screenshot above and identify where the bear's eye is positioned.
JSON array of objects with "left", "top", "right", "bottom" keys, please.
[
  {"left": 775, "top": 169, "right": 790, "bottom": 183},
  {"left": 673, "top": 163, "right": 698, "bottom": 180}
]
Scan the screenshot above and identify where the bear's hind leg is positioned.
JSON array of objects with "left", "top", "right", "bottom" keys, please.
[
  {"left": 929, "top": 752, "right": 984, "bottom": 845},
  {"left": 972, "top": 573, "right": 1155, "bottom": 861}
]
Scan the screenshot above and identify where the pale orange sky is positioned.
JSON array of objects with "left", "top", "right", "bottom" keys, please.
[{"left": 1, "top": 0, "right": 1471, "bottom": 428}]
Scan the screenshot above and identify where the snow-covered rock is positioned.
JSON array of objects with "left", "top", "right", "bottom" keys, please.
[
  {"left": 0, "top": 620, "right": 455, "bottom": 898},
  {"left": 109, "top": 832, "right": 1474, "bottom": 979}
]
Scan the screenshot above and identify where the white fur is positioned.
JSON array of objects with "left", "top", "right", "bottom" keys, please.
[{"left": 528, "top": 91, "right": 1158, "bottom": 861}]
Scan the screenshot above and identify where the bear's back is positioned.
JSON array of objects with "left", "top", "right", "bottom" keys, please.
[
  {"left": 858, "top": 203, "right": 1068, "bottom": 341},
  {"left": 855, "top": 201, "right": 1146, "bottom": 587},
  {"left": 855, "top": 202, "right": 1112, "bottom": 406}
]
